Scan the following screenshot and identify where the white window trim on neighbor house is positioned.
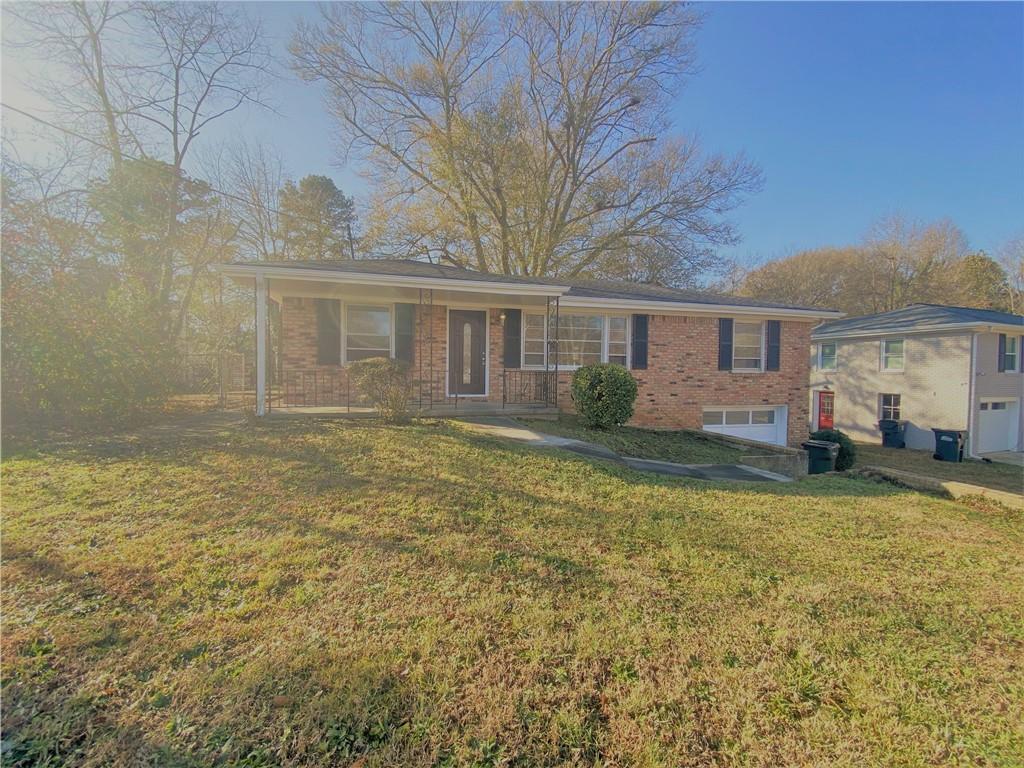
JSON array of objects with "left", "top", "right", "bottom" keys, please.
[
  {"left": 880, "top": 338, "right": 905, "bottom": 372},
  {"left": 879, "top": 393, "right": 902, "bottom": 420},
  {"left": 520, "top": 312, "right": 630, "bottom": 370},
  {"left": 732, "top": 320, "right": 765, "bottom": 372},
  {"left": 1004, "top": 335, "right": 1019, "bottom": 372},
  {"left": 817, "top": 341, "right": 837, "bottom": 371}
]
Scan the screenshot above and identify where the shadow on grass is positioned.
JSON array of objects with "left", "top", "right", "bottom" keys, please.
[{"left": 5, "top": 415, "right": 1020, "bottom": 766}]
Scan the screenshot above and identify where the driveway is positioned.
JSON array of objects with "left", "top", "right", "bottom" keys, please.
[{"left": 980, "top": 451, "right": 1024, "bottom": 467}]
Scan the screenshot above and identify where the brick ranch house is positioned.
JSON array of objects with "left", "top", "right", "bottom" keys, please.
[{"left": 221, "top": 259, "right": 840, "bottom": 447}]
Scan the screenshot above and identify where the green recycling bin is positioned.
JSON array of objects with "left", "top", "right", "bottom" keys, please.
[
  {"left": 932, "top": 429, "right": 965, "bottom": 462},
  {"left": 802, "top": 439, "right": 841, "bottom": 474}
]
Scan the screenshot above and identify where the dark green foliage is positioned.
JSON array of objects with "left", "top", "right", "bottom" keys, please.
[
  {"left": 2, "top": 266, "right": 174, "bottom": 428},
  {"left": 2, "top": 159, "right": 223, "bottom": 429},
  {"left": 570, "top": 364, "right": 638, "bottom": 429},
  {"left": 278, "top": 175, "right": 355, "bottom": 260},
  {"left": 347, "top": 357, "right": 412, "bottom": 423},
  {"left": 810, "top": 428, "right": 857, "bottom": 470}
]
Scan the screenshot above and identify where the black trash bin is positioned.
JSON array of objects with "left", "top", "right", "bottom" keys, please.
[
  {"left": 802, "top": 439, "right": 841, "bottom": 474},
  {"left": 878, "top": 419, "right": 907, "bottom": 448},
  {"left": 931, "top": 429, "right": 965, "bottom": 462}
]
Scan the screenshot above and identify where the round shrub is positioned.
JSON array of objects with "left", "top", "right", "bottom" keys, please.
[
  {"left": 570, "top": 363, "right": 638, "bottom": 429},
  {"left": 809, "top": 427, "right": 856, "bottom": 470},
  {"left": 347, "top": 357, "right": 413, "bottom": 423}
]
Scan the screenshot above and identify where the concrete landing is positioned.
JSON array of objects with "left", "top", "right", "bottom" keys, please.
[{"left": 457, "top": 417, "right": 791, "bottom": 483}]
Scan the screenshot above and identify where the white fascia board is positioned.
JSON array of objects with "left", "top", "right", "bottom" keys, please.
[
  {"left": 557, "top": 295, "right": 841, "bottom": 320},
  {"left": 216, "top": 263, "right": 569, "bottom": 297},
  {"left": 811, "top": 321, "right": 1024, "bottom": 341}
]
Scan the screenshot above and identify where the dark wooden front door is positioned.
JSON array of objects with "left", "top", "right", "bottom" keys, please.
[
  {"left": 449, "top": 310, "right": 487, "bottom": 395},
  {"left": 817, "top": 391, "right": 834, "bottom": 430}
]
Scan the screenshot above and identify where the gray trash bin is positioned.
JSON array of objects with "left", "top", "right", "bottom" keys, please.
[{"left": 931, "top": 429, "right": 964, "bottom": 462}]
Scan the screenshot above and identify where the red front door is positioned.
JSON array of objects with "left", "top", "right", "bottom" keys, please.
[{"left": 817, "top": 391, "right": 834, "bottom": 430}]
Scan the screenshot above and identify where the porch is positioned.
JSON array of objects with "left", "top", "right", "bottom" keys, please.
[
  {"left": 222, "top": 261, "right": 569, "bottom": 418},
  {"left": 265, "top": 367, "right": 560, "bottom": 417}
]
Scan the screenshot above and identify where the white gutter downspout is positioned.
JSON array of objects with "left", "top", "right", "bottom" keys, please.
[{"left": 966, "top": 331, "right": 978, "bottom": 458}]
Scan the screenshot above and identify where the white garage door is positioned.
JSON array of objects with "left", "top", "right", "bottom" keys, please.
[
  {"left": 976, "top": 399, "right": 1020, "bottom": 454},
  {"left": 702, "top": 406, "right": 788, "bottom": 447}
]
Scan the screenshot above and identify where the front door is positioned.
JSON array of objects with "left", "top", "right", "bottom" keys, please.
[
  {"left": 449, "top": 310, "right": 487, "bottom": 395},
  {"left": 817, "top": 391, "right": 835, "bottom": 430}
]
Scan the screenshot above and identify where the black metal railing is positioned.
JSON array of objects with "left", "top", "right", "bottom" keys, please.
[
  {"left": 268, "top": 366, "right": 557, "bottom": 413},
  {"left": 270, "top": 368, "right": 354, "bottom": 410},
  {"left": 502, "top": 369, "right": 557, "bottom": 407}
]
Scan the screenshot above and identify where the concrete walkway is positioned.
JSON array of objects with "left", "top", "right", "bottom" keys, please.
[{"left": 457, "top": 417, "right": 792, "bottom": 483}]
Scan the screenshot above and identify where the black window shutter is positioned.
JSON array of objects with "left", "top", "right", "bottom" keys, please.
[
  {"left": 503, "top": 309, "right": 522, "bottom": 368},
  {"left": 766, "top": 320, "right": 781, "bottom": 371},
  {"left": 315, "top": 299, "right": 341, "bottom": 365},
  {"left": 997, "top": 333, "right": 1006, "bottom": 372},
  {"left": 395, "top": 303, "right": 415, "bottom": 363},
  {"left": 631, "top": 314, "right": 648, "bottom": 369},
  {"left": 718, "top": 318, "right": 733, "bottom": 371},
  {"left": 1020, "top": 336, "right": 1023, "bottom": 373}
]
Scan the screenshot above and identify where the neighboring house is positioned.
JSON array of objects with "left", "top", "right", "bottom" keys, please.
[
  {"left": 810, "top": 304, "right": 1024, "bottom": 456},
  {"left": 221, "top": 259, "right": 840, "bottom": 447}
]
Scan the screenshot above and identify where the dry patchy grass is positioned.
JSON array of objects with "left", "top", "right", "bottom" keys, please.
[
  {"left": 517, "top": 416, "right": 755, "bottom": 465},
  {"left": 855, "top": 442, "right": 1023, "bottom": 495},
  {"left": 2, "top": 419, "right": 1023, "bottom": 767}
]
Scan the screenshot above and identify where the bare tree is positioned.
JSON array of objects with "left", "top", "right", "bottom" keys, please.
[
  {"left": 200, "top": 139, "right": 288, "bottom": 261},
  {"left": 996, "top": 235, "right": 1024, "bottom": 314},
  {"left": 864, "top": 215, "right": 967, "bottom": 312},
  {"left": 291, "top": 1, "right": 760, "bottom": 282},
  {"left": 7, "top": 2, "right": 133, "bottom": 168},
  {"left": 736, "top": 216, "right": 1002, "bottom": 315},
  {"left": 9, "top": 1, "right": 274, "bottom": 338}
]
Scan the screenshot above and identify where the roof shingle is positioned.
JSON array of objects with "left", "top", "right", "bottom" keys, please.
[
  {"left": 230, "top": 258, "right": 831, "bottom": 312},
  {"left": 814, "top": 303, "right": 1024, "bottom": 337}
]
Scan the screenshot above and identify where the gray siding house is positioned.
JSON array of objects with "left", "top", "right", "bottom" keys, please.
[{"left": 810, "top": 304, "right": 1024, "bottom": 458}]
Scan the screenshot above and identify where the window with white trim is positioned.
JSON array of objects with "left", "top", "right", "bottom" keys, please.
[
  {"left": 879, "top": 393, "right": 901, "bottom": 420},
  {"left": 345, "top": 305, "right": 391, "bottom": 361},
  {"left": 1005, "top": 336, "right": 1019, "bottom": 372},
  {"left": 702, "top": 408, "right": 776, "bottom": 426},
  {"left": 881, "top": 338, "right": 904, "bottom": 371},
  {"left": 818, "top": 342, "right": 837, "bottom": 371},
  {"left": 523, "top": 313, "right": 547, "bottom": 367},
  {"left": 608, "top": 317, "right": 628, "bottom": 366},
  {"left": 733, "top": 321, "right": 764, "bottom": 371},
  {"left": 521, "top": 313, "right": 628, "bottom": 368}
]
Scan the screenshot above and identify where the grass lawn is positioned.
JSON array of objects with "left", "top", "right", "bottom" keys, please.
[
  {"left": 517, "top": 415, "right": 760, "bottom": 465},
  {"left": 855, "top": 442, "right": 1023, "bottom": 495},
  {"left": 3, "top": 418, "right": 1023, "bottom": 767}
]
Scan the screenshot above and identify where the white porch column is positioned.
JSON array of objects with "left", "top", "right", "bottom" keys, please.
[{"left": 255, "top": 273, "right": 268, "bottom": 416}]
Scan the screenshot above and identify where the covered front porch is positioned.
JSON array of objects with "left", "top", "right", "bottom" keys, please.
[{"left": 222, "top": 262, "right": 568, "bottom": 418}]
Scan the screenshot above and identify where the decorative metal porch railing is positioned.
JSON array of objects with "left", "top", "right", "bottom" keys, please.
[
  {"left": 267, "top": 366, "right": 558, "bottom": 412},
  {"left": 271, "top": 368, "right": 355, "bottom": 410},
  {"left": 502, "top": 369, "right": 558, "bottom": 408}
]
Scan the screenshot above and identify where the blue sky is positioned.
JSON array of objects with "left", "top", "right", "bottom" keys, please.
[{"left": 5, "top": 2, "right": 1022, "bottom": 266}]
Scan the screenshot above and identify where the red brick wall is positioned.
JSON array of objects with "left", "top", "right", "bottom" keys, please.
[
  {"left": 279, "top": 296, "right": 813, "bottom": 444},
  {"left": 623, "top": 315, "right": 810, "bottom": 445},
  {"left": 279, "top": 296, "right": 451, "bottom": 403}
]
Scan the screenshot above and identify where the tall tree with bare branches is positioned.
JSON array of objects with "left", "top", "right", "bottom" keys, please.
[
  {"left": 9, "top": 1, "right": 273, "bottom": 336},
  {"left": 291, "top": 2, "right": 760, "bottom": 283}
]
